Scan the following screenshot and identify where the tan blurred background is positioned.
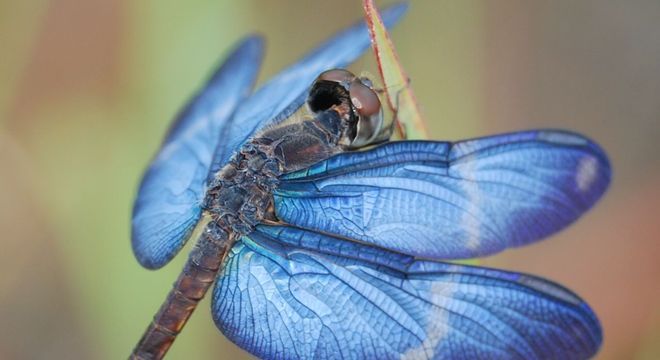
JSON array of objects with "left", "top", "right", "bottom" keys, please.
[{"left": 1, "top": 0, "right": 659, "bottom": 359}]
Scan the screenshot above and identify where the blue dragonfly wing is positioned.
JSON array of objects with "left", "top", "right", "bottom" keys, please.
[
  {"left": 131, "top": 37, "right": 263, "bottom": 269},
  {"left": 274, "top": 130, "right": 611, "bottom": 259},
  {"left": 207, "top": 3, "right": 408, "bottom": 172},
  {"left": 212, "top": 226, "right": 602, "bottom": 359}
]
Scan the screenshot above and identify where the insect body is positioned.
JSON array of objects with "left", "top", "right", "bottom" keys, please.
[
  {"left": 130, "top": 4, "right": 609, "bottom": 360},
  {"left": 131, "top": 63, "right": 386, "bottom": 360}
]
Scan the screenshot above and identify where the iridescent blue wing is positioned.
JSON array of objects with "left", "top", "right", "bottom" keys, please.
[
  {"left": 207, "top": 3, "right": 408, "bottom": 172},
  {"left": 131, "top": 37, "right": 263, "bottom": 269},
  {"left": 274, "top": 130, "right": 610, "bottom": 259},
  {"left": 212, "top": 226, "right": 602, "bottom": 359}
]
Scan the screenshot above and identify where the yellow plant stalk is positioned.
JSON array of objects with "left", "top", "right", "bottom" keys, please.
[{"left": 362, "top": 0, "right": 429, "bottom": 140}]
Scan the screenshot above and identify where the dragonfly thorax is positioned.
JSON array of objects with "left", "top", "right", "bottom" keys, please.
[
  {"left": 204, "top": 142, "right": 280, "bottom": 235},
  {"left": 203, "top": 104, "right": 353, "bottom": 235}
]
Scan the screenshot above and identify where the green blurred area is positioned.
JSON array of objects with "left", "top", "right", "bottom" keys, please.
[{"left": 1, "top": 1, "right": 659, "bottom": 359}]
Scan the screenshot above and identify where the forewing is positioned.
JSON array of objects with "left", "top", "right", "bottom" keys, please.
[
  {"left": 131, "top": 37, "right": 263, "bottom": 269},
  {"left": 212, "top": 226, "right": 602, "bottom": 359},
  {"left": 207, "top": 3, "right": 408, "bottom": 173},
  {"left": 274, "top": 130, "right": 610, "bottom": 259}
]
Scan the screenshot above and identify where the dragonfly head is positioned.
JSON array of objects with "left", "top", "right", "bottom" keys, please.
[{"left": 307, "top": 69, "right": 386, "bottom": 149}]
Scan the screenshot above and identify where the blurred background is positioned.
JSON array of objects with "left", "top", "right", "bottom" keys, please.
[{"left": 1, "top": 0, "right": 659, "bottom": 359}]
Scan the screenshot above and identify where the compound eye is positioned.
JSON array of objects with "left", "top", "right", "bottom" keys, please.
[
  {"left": 349, "top": 79, "right": 384, "bottom": 148},
  {"left": 349, "top": 80, "right": 381, "bottom": 119},
  {"left": 317, "top": 69, "right": 356, "bottom": 85}
]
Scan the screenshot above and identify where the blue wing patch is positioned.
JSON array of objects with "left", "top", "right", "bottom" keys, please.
[
  {"left": 274, "top": 130, "right": 611, "bottom": 259},
  {"left": 207, "top": 3, "right": 408, "bottom": 174},
  {"left": 212, "top": 227, "right": 602, "bottom": 359},
  {"left": 131, "top": 36, "right": 263, "bottom": 269}
]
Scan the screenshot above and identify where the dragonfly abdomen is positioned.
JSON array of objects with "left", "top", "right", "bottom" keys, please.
[
  {"left": 130, "top": 221, "right": 231, "bottom": 359},
  {"left": 131, "top": 142, "right": 282, "bottom": 360}
]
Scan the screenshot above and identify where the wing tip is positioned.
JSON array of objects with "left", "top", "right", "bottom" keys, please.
[
  {"left": 131, "top": 238, "right": 168, "bottom": 270},
  {"left": 537, "top": 129, "right": 612, "bottom": 201},
  {"left": 537, "top": 129, "right": 611, "bottom": 170},
  {"left": 516, "top": 272, "right": 603, "bottom": 356},
  {"left": 130, "top": 207, "right": 199, "bottom": 270},
  {"left": 380, "top": 2, "right": 410, "bottom": 27},
  {"left": 580, "top": 301, "right": 604, "bottom": 347},
  {"left": 235, "top": 34, "right": 266, "bottom": 61},
  {"left": 210, "top": 34, "right": 265, "bottom": 86},
  {"left": 570, "top": 300, "right": 604, "bottom": 358},
  {"left": 130, "top": 222, "right": 172, "bottom": 270}
]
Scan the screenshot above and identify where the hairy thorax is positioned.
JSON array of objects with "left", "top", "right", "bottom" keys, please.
[{"left": 203, "top": 106, "right": 348, "bottom": 238}]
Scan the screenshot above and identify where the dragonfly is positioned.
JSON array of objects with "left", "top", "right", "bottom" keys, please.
[{"left": 130, "top": 4, "right": 610, "bottom": 360}]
